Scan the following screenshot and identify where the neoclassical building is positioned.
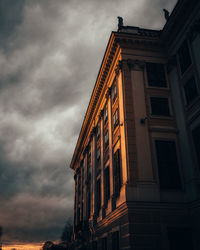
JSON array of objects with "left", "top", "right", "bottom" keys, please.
[{"left": 70, "top": 0, "right": 200, "bottom": 249}]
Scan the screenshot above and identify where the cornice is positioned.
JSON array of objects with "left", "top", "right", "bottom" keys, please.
[
  {"left": 114, "top": 34, "right": 161, "bottom": 49},
  {"left": 70, "top": 32, "right": 120, "bottom": 169}
]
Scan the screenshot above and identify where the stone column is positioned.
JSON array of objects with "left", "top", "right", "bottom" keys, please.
[
  {"left": 106, "top": 88, "right": 115, "bottom": 210},
  {"left": 115, "top": 61, "right": 128, "bottom": 186},
  {"left": 100, "top": 110, "right": 105, "bottom": 217},
  {"left": 91, "top": 127, "right": 97, "bottom": 223}
]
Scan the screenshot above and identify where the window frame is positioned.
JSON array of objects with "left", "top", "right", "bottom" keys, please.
[
  {"left": 177, "top": 39, "right": 192, "bottom": 76},
  {"left": 113, "top": 108, "right": 119, "bottom": 130},
  {"left": 153, "top": 137, "right": 182, "bottom": 190},
  {"left": 149, "top": 96, "right": 172, "bottom": 117},
  {"left": 183, "top": 75, "right": 199, "bottom": 106},
  {"left": 104, "top": 130, "right": 109, "bottom": 149},
  {"left": 146, "top": 62, "right": 168, "bottom": 88},
  {"left": 104, "top": 165, "right": 110, "bottom": 207},
  {"left": 112, "top": 82, "right": 118, "bottom": 104},
  {"left": 104, "top": 103, "right": 108, "bottom": 124}
]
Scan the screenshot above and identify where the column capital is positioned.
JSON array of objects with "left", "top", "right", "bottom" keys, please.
[
  {"left": 91, "top": 126, "right": 97, "bottom": 136},
  {"left": 127, "top": 59, "right": 145, "bottom": 71},
  {"left": 115, "top": 60, "right": 123, "bottom": 76},
  {"left": 99, "top": 109, "right": 104, "bottom": 119},
  {"left": 106, "top": 87, "right": 112, "bottom": 100}
]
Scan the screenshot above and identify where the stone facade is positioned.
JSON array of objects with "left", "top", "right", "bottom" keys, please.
[{"left": 69, "top": 0, "right": 200, "bottom": 249}]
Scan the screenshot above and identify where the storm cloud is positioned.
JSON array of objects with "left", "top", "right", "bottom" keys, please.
[{"left": 0, "top": 0, "right": 177, "bottom": 244}]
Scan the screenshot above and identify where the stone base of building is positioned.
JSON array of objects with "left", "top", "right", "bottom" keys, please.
[{"left": 73, "top": 200, "right": 200, "bottom": 250}]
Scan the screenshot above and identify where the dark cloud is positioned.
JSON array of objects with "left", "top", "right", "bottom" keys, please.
[{"left": 0, "top": 0, "right": 177, "bottom": 245}]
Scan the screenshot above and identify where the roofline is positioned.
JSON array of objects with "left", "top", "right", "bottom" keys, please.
[{"left": 70, "top": 31, "right": 117, "bottom": 170}]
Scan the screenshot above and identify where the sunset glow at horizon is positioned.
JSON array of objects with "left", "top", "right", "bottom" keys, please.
[{"left": 2, "top": 242, "right": 42, "bottom": 250}]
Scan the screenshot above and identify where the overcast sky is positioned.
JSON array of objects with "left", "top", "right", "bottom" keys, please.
[{"left": 0, "top": 0, "right": 177, "bottom": 245}]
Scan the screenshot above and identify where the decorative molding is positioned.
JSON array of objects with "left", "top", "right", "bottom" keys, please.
[
  {"left": 90, "top": 126, "right": 97, "bottom": 138},
  {"left": 106, "top": 87, "right": 112, "bottom": 100},
  {"left": 100, "top": 109, "right": 104, "bottom": 119},
  {"left": 114, "top": 36, "right": 161, "bottom": 48},
  {"left": 127, "top": 59, "right": 145, "bottom": 71},
  {"left": 115, "top": 60, "right": 123, "bottom": 76}
]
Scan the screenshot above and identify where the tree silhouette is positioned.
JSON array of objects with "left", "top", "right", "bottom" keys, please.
[{"left": 61, "top": 220, "right": 73, "bottom": 243}]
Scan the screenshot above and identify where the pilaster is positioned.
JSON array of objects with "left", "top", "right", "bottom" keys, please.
[
  {"left": 91, "top": 127, "right": 97, "bottom": 223},
  {"left": 106, "top": 88, "right": 115, "bottom": 210}
]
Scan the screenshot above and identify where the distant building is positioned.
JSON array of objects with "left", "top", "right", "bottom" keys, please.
[{"left": 69, "top": 0, "right": 200, "bottom": 249}]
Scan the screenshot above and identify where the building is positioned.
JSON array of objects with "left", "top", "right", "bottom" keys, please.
[{"left": 69, "top": 0, "right": 200, "bottom": 249}]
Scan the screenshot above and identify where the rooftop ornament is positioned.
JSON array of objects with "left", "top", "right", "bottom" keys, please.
[
  {"left": 163, "top": 9, "right": 169, "bottom": 20},
  {"left": 117, "top": 16, "right": 123, "bottom": 30}
]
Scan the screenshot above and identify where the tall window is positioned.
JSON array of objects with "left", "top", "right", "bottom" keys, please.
[
  {"left": 192, "top": 125, "right": 200, "bottom": 170},
  {"left": 168, "top": 228, "right": 194, "bottom": 250},
  {"left": 155, "top": 140, "right": 181, "bottom": 189},
  {"left": 104, "top": 103, "right": 108, "bottom": 123},
  {"left": 113, "top": 149, "right": 122, "bottom": 196},
  {"left": 178, "top": 40, "right": 192, "bottom": 75},
  {"left": 78, "top": 174, "right": 81, "bottom": 201},
  {"left": 113, "top": 108, "right": 119, "bottom": 129},
  {"left": 102, "top": 237, "right": 107, "bottom": 250},
  {"left": 81, "top": 167, "right": 84, "bottom": 199},
  {"left": 97, "top": 178, "right": 101, "bottom": 215},
  {"left": 146, "top": 63, "right": 167, "bottom": 87},
  {"left": 97, "top": 120, "right": 101, "bottom": 139},
  {"left": 104, "top": 166, "right": 110, "bottom": 207},
  {"left": 104, "top": 130, "right": 109, "bottom": 149},
  {"left": 150, "top": 97, "right": 170, "bottom": 116},
  {"left": 87, "top": 182, "right": 91, "bottom": 219},
  {"left": 184, "top": 76, "right": 198, "bottom": 105},
  {"left": 97, "top": 147, "right": 101, "bottom": 174},
  {"left": 112, "top": 82, "right": 118, "bottom": 103},
  {"left": 112, "top": 231, "right": 119, "bottom": 250}
]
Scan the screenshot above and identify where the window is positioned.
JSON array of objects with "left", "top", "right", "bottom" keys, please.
[
  {"left": 113, "top": 149, "right": 122, "bottom": 196},
  {"left": 184, "top": 76, "right": 198, "bottom": 105},
  {"left": 87, "top": 182, "right": 91, "bottom": 219},
  {"left": 192, "top": 125, "right": 200, "bottom": 170},
  {"left": 97, "top": 178, "right": 101, "bottom": 215},
  {"left": 77, "top": 207, "right": 80, "bottom": 225},
  {"left": 112, "top": 83, "right": 118, "bottom": 102},
  {"left": 104, "top": 130, "right": 109, "bottom": 149},
  {"left": 78, "top": 174, "right": 81, "bottom": 199},
  {"left": 113, "top": 108, "right": 119, "bottom": 129},
  {"left": 97, "top": 147, "right": 101, "bottom": 173},
  {"left": 81, "top": 167, "right": 84, "bottom": 197},
  {"left": 112, "top": 231, "right": 119, "bottom": 250},
  {"left": 92, "top": 241, "right": 97, "bottom": 250},
  {"left": 150, "top": 97, "right": 170, "bottom": 116},
  {"left": 104, "top": 103, "right": 108, "bottom": 123},
  {"left": 102, "top": 237, "right": 107, "bottom": 250},
  {"left": 104, "top": 166, "right": 110, "bottom": 206},
  {"left": 97, "top": 120, "right": 101, "bottom": 139},
  {"left": 155, "top": 140, "right": 181, "bottom": 189},
  {"left": 178, "top": 40, "right": 192, "bottom": 75},
  {"left": 146, "top": 63, "right": 167, "bottom": 87},
  {"left": 168, "top": 228, "right": 194, "bottom": 250}
]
